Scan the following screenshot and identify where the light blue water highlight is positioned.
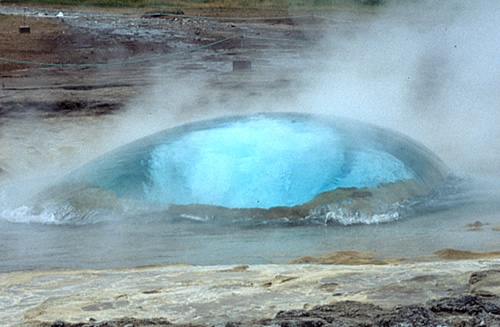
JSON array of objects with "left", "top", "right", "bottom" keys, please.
[{"left": 143, "top": 117, "right": 413, "bottom": 208}]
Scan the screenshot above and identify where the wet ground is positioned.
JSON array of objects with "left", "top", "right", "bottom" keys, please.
[
  {"left": 3, "top": 260, "right": 500, "bottom": 327},
  {"left": 0, "top": 4, "right": 329, "bottom": 120}
]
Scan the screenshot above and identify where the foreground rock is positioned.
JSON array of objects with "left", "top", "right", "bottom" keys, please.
[
  {"left": 42, "top": 295, "right": 500, "bottom": 327},
  {"left": 259, "top": 295, "right": 500, "bottom": 327},
  {"left": 4, "top": 260, "right": 500, "bottom": 327}
]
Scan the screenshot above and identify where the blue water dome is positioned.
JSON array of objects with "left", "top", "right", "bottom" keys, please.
[
  {"left": 143, "top": 117, "right": 413, "bottom": 208},
  {"left": 60, "top": 113, "right": 449, "bottom": 221}
]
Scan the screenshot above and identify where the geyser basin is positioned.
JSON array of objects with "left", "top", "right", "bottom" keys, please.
[{"left": 58, "top": 113, "right": 449, "bottom": 223}]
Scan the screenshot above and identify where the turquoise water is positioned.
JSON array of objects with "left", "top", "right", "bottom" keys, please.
[
  {"left": 140, "top": 116, "right": 412, "bottom": 208},
  {"left": 59, "top": 113, "right": 445, "bottom": 220}
]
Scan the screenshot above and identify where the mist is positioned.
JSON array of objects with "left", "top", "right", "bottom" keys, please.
[
  {"left": 102, "top": 0, "right": 500, "bottom": 189},
  {"left": 296, "top": 0, "right": 499, "bottom": 183}
]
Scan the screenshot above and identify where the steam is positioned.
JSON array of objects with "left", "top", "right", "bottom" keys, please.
[
  {"left": 297, "top": 0, "right": 499, "bottom": 183},
  {"left": 117, "top": 0, "right": 499, "bottom": 186}
]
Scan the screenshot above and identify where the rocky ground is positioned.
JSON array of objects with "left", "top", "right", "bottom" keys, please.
[
  {"left": 43, "top": 294, "right": 500, "bottom": 327},
  {"left": 0, "top": 4, "right": 327, "bottom": 119},
  {"left": 4, "top": 261, "right": 500, "bottom": 327}
]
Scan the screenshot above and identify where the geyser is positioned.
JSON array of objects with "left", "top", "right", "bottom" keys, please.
[{"left": 54, "top": 113, "right": 449, "bottom": 223}]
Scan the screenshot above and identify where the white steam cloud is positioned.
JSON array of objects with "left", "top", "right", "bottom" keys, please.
[
  {"left": 116, "top": 0, "right": 499, "bottom": 185},
  {"left": 293, "top": 0, "right": 500, "bottom": 182}
]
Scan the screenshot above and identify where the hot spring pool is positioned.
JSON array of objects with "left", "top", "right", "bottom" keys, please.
[{"left": 0, "top": 113, "right": 499, "bottom": 272}]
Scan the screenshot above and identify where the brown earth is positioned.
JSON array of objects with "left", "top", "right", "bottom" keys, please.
[
  {"left": 0, "top": 14, "right": 70, "bottom": 71},
  {"left": 0, "top": 5, "right": 325, "bottom": 119},
  {"left": 434, "top": 248, "right": 500, "bottom": 260},
  {"left": 287, "top": 250, "right": 391, "bottom": 265},
  {"left": 0, "top": 6, "right": 296, "bottom": 71}
]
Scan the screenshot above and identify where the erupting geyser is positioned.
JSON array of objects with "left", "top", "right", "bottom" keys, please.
[{"left": 53, "top": 113, "right": 449, "bottom": 223}]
